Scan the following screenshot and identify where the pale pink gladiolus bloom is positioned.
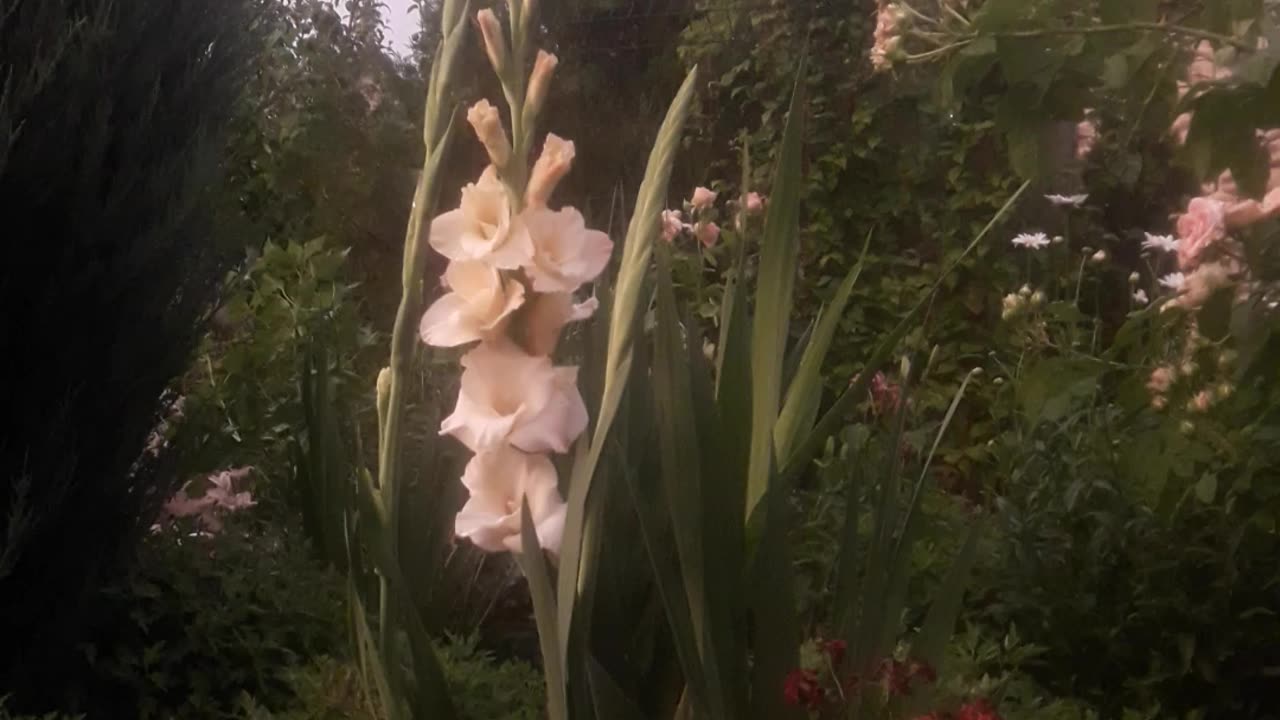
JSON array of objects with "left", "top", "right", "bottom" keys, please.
[
  {"left": 745, "top": 192, "right": 765, "bottom": 214},
  {"left": 440, "top": 341, "right": 588, "bottom": 454},
  {"left": 520, "top": 206, "right": 613, "bottom": 293},
  {"left": 526, "top": 134, "right": 576, "bottom": 208},
  {"left": 467, "top": 99, "right": 511, "bottom": 169},
  {"left": 430, "top": 168, "right": 533, "bottom": 269},
  {"left": 419, "top": 260, "right": 526, "bottom": 347},
  {"left": 690, "top": 186, "right": 717, "bottom": 210},
  {"left": 525, "top": 51, "right": 559, "bottom": 118},
  {"left": 1176, "top": 197, "right": 1226, "bottom": 271},
  {"left": 695, "top": 221, "right": 721, "bottom": 248},
  {"left": 519, "top": 292, "right": 598, "bottom": 357},
  {"left": 661, "top": 209, "right": 685, "bottom": 242},
  {"left": 454, "top": 446, "right": 567, "bottom": 554}
]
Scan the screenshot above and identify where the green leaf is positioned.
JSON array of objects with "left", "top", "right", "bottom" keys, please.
[
  {"left": 775, "top": 233, "right": 870, "bottom": 462},
  {"left": 1196, "top": 474, "right": 1219, "bottom": 504},
  {"left": 748, "top": 455, "right": 802, "bottom": 720},
  {"left": 586, "top": 655, "right": 647, "bottom": 720},
  {"left": 558, "top": 66, "right": 699, "bottom": 666},
  {"left": 746, "top": 58, "right": 807, "bottom": 520},
  {"left": 518, "top": 501, "right": 567, "bottom": 720},
  {"left": 910, "top": 516, "right": 985, "bottom": 671},
  {"left": 1018, "top": 358, "right": 1099, "bottom": 424}
]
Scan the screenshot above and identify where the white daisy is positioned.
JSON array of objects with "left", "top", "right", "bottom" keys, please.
[
  {"left": 1158, "top": 273, "right": 1186, "bottom": 291},
  {"left": 1142, "top": 233, "right": 1179, "bottom": 253},
  {"left": 1011, "top": 232, "right": 1050, "bottom": 250},
  {"left": 1045, "top": 193, "right": 1088, "bottom": 207},
  {"left": 1132, "top": 289, "right": 1149, "bottom": 305}
]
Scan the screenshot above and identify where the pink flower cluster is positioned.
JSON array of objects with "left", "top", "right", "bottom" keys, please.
[
  {"left": 660, "top": 186, "right": 764, "bottom": 247},
  {"left": 420, "top": 32, "right": 612, "bottom": 557},
  {"left": 157, "top": 466, "right": 256, "bottom": 533},
  {"left": 870, "top": 1, "right": 907, "bottom": 72}
]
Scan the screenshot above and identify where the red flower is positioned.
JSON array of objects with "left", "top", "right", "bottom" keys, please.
[
  {"left": 823, "top": 639, "right": 848, "bottom": 666},
  {"left": 875, "top": 658, "right": 912, "bottom": 697},
  {"left": 911, "top": 714, "right": 948, "bottom": 720},
  {"left": 783, "top": 669, "right": 824, "bottom": 710},
  {"left": 908, "top": 659, "right": 938, "bottom": 685},
  {"left": 956, "top": 698, "right": 1000, "bottom": 720}
]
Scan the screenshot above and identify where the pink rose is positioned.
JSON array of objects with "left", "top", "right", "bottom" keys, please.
[
  {"left": 690, "top": 186, "right": 717, "bottom": 210},
  {"left": 661, "top": 209, "right": 684, "bottom": 242},
  {"left": 695, "top": 221, "right": 720, "bottom": 248},
  {"left": 1176, "top": 197, "right": 1226, "bottom": 271}
]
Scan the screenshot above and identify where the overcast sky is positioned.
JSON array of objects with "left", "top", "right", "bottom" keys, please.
[{"left": 382, "top": 0, "right": 419, "bottom": 56}]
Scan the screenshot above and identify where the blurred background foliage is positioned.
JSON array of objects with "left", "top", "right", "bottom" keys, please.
[{"left": 4, "top": 0, "right": 1280, "bottom": 717}]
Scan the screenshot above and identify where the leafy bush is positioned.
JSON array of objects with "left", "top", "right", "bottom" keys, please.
[
  {"left": 0, "top": 0, "right": 259, "bottom": 700},
  {"left": 53, "top": 518, "right": 345, "bottom": 719}
]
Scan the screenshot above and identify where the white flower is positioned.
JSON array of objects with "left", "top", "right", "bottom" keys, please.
[
  {"left": 454, "top": 446, "right": 566, "bottom": 554},
  {"left": 1045, "top": 193, "right": 1088, "bottom": 207},
  {"left": 1132, "top": 289, "right": 1149, "bottom": 305},
  {"left": 1141, "top": 233, "right": 1180, "bottom": 253},
  {"left": 1158, "top": 272, "right": 1186, "bottom": 291},
  {"left": 419, "top": 260, "right": 526, "bottom": 347},
  {"left": 1090, "top": 249, "right": 1108, "bottom": 264},
  {"left": 440, "top": 341, "right": 588, "bottom": 454},
  {"left": 429, "top": 168, "right": 532, "bottom": 269},
  {"left": 1011, "top": 232, "right": 1050, "bottom": 250},
  {"left": 521, "top": 206, "right": 613, "bottom": 293}
]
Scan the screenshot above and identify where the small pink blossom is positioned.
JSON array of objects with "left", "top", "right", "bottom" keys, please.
[
  {"left": 690, "top": 186, "right": 717, "bottom": 210},
  {"left": 695, "top": 221, "right": 720, "bottom": 248},
  {"left": 661, "top": 209, "right": 685, "bottom": 242},
  {"left": 745, "top": 192, "right": 765, "bottom": 214},
  {"left": 1176, "top": 197, "right": 1226, "bottom": 271},
  {"left": 1076, "top": 118, "right": 1098, "bottom": 160},
  {"left": 1147, "top": 367, "right": 1175, "bottom": 394}
]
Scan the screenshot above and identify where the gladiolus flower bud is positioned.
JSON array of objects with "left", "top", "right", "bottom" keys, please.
[
  {"left": 525, "top": 51, "right": 559, "bottom": 120},
  {"left": 467, "top": 99, "right": 511, "bottom": 169},
  {"left": 745, "top": 192, "right": 765, "bottom": 214},
  {"left": 526, "top": 134, "right": 575, "bottom": 208},
  {"left": 477, "top": 9, "right": 509, "bottom": 76}
]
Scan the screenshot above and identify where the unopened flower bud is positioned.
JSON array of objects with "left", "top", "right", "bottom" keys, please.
[
  {"left": 745, "top": 192, "right": 765, "bottom": 214},
  {"left": 1030, "top": 290, "right": 1046, "bottom": 307},
  {"left": 525, "top": 51, "right": 558, "bottom": 120},
  {"left": 1052, "top": 235, "right": 1065, "bottom": 245},
  {"left": 993, "top": 377, "right": 1004, "bottom": 386},
  {"left": 1180, "top": 361, "right": 1198, "bottom": 377},
  {"left": 1129, "top": 272, "right": 1140, "bottom": 285},
  {"left": 1090, "top": 249, "right": 1108, "bottom": 264},
  {"left": 467, "top": 99, "right": 511, "bottom": 169},
  {"left": 1018, "top": 284, "right": 1032, "bottom": 298},
  {"left": 526, "top": 133, "right": 575, "bottom": 208},
  {"left": 1188, "top": 390, "right": 1212, "bottom": 413},
  {"left": 476, "top": 9, "right": 509, "bottom": 76},
  {"left": 1215, "top": 382, "right": 1235, "bottom": 400},
  {"left": 703, "top": 339, "right": 716, "bottom": 362},
  {"left": 1218, "top": 349, "right": 1237, "bottom": 369},
  {"left": 1151, "top": 394, "right": 1167, "bottom": 411},
  {"left": 1179, "top": 419, "right": 1196, "bottom": 435}
]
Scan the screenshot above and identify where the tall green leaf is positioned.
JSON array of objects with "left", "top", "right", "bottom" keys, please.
[
  {"left": 745, "top": 59, "right": 808, "bottom": 520},
  {"left": 557, "top": 68, "right": 699, "bottom": 667},
  {"left": 519, "top": 501, "right": 567, "bottom": 720},
  {"left": 774, "top": 233, "right": 871, "bottom": 462}
]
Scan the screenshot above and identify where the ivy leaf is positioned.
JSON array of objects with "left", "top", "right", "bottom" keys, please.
[{"left": 1100, "top": 0, "right": 1158, "bottom": 23}]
